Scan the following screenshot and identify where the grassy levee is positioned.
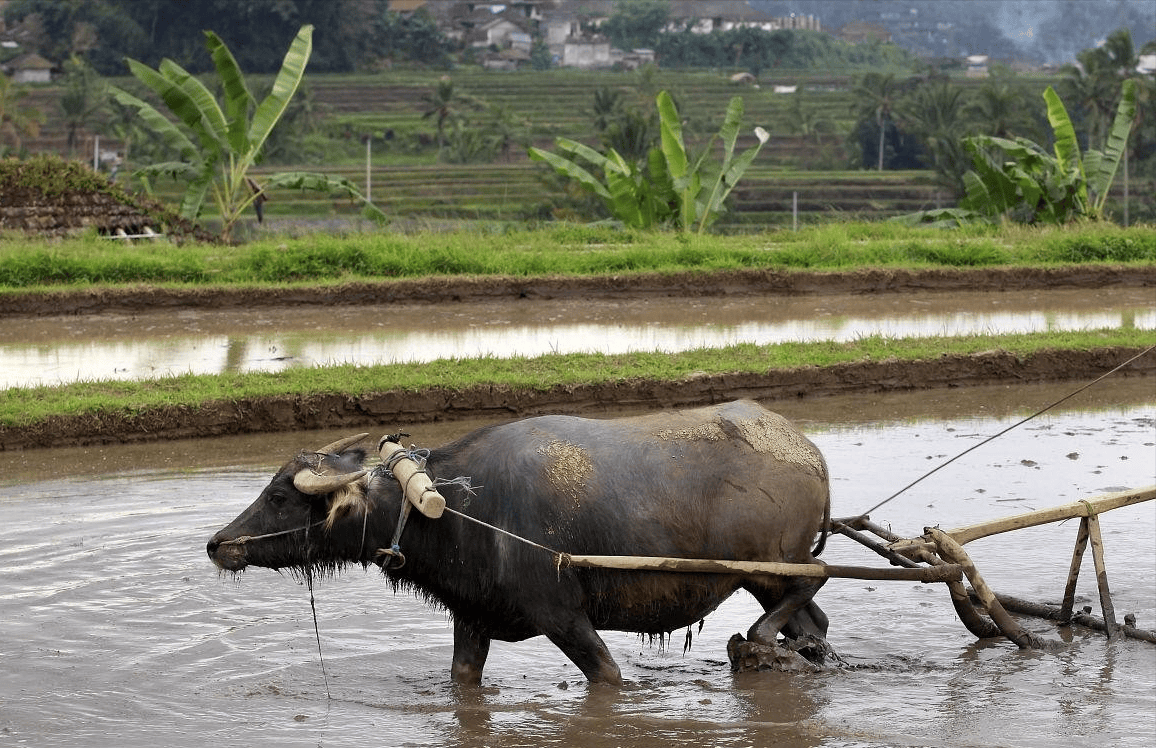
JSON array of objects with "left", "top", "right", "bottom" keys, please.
[
  {"left": 1, "top": 330, "right": 1152, "bottom": 436},
  {"left": 2, "top": 221, "right": 1153, "bottom": 288},
  {"left": 0, "top": 221, "right": 1152, "bottom": 443}
]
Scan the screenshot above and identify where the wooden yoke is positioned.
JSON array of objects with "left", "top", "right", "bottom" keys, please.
[{"left": 378, "top": 436, "right": 446, "bottom": 519}]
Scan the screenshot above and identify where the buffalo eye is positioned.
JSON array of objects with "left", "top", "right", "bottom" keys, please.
[{"left": 268, "top": 490, "right": 289, "bottom": 506}]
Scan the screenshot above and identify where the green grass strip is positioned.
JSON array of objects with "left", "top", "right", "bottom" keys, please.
[
  {"left": 1, "top": 222, "right": 1153, "bottom": 291},
  {"left": 2, "top": 329, "right": 1150, "bottom": 429}
]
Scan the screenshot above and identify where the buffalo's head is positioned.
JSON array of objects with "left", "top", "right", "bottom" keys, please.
[{"left": 207, "top": 433, "right": 375, "bottom": 573}]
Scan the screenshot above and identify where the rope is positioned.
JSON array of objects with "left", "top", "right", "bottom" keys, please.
[
  {"left": 303, "top": 516, "right": 331, "bottom": 701},
  {"left": 854, "top": 343, "right": 1156, "bottom": 519},
  {"left": 215, "top": 520, "right": 324, "bottom": 546},
  {"left": 441, "top": 505, "right": 562, "bottom": 558}
]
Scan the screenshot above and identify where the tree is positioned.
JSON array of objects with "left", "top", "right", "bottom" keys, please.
[
  {"left": 851, "top": 72, "right": 900, "bottom": 171},
  {"left": 599, "top": 0, "right": 670, "bottom": 51},
  {"left": 1061, "top": 29, "right": 1139, "bottom": 150},
  {"left": 110, "top": 24, "right": 382, "bottom": 241},
  {"left": 377, "top": 7, "right": 455, "bottom": 67},
  {"left": 0, "top": 74, "right": 44, "bottom": 154},
  {"left": 967, "top": 68, "right": 1044, "bottom": 141},
  {"left": 58, "top": 55, "right": 109, "bottom": 157},
  {"left": 899, "top": 80, "right": 970, "bottom": 195},
  {"left": 421, "top": 77, "right": 485, "bottom": 150}
]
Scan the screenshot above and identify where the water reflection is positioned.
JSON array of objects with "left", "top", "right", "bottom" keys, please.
[{"left": 2, "top": 288, "right": 1152, "bottom": 388}]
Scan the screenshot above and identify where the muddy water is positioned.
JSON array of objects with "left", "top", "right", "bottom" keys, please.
[
  {"left": 2, "top": 382, "right": 1154, "bottom": 748},
  {"left": 1, "top": 287, "right": 1152, "bottom": 387}
]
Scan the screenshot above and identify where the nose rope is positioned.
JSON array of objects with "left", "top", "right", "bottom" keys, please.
[{"left": 215, "top": 519, "right": 325, "bottom": 546}]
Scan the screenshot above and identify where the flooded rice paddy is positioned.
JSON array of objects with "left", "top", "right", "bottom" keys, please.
[
  {"left": 2, "top": 380, "right": 1154, "bottom": 748},
  {"left": 1, "top": 286, "right": 1152, "bottom": 387}
]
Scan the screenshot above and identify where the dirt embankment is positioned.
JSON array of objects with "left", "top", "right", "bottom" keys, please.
[
  {"left": 2, "top": 264, "right": 1153, "bottom": 451},
  {"left": 2, "top": 264, "right": 1154, "bottom": 317}
]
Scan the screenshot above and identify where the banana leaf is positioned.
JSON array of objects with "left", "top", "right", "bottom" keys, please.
[
  {"left": 157, "top": 59, "right": 229, "bottom": 153},
  {"left": 204, "top": 30, "right": 255, "bottom": 155},
  {"left": 262, "top": 172, "right": 388, "bottom": 224},
  {"left": 108, "top": 88, "right": 200, "bottom": 164},
  {"left": 657, "top": 91, "right": 694, "bottom": 230},
  {"left": 528, "top": 145, "right": 612, "bottom": 200},
  {"left": 1089, "top": 78, "right": 1137, "bottom": 215},
  {"left": 249, "top": 25, "right": 312, "bottom": 161},
  {"left": 122, "top": 59, "right": 222, "bottom": 157},
  {"left": 1043, "top": 86, "right": 1087, "bottom": 209}
]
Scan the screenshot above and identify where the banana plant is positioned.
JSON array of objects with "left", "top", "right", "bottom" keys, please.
[
  {"left": 111, "top": 25, "right": 384, "bottom": 241},
  {"left": 904, "top": 80, "right": 1137, "bottom": 227},
  {"left": 530, "top": 90, "right": 767, "bottom": 232},
  {"left": 959, "top": 80, "right": 1136, "bottom": 224}
]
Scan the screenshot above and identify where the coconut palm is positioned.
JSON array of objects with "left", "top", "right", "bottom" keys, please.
[
  {"left": 58, "top": 56, "right": 109, "bottom": 157},
  {"left": 851, "top": 72, "right": 899, "bottom": 171},
  {"left": 421, "top": 77, "right": 484, "bottom": 150},
  {"left": 0, "top": 74, "right": 44, "bottom": 154}
]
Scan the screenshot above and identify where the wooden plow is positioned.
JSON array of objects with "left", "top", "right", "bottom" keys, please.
[
  {"left": 833, "top": 486, "right": 1156, "bottom": 646},
  {"left": 558, "top": 486, "right": 1156, "bottom": 648}
]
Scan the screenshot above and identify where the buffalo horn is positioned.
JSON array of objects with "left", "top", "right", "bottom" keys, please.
[
  {"left": 315, "top": 432, "right": 370, "bottom": 455},
  {"left": 294, "top": 467, "right": 369, "bottom": 495}
]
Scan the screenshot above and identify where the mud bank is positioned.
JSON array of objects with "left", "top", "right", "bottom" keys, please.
[
  {"left": 3, "top": 347, "right": 1150, "bottom": 451},
  {"left": 2, "top": 264, "right": 1154, "bottom": 317}
]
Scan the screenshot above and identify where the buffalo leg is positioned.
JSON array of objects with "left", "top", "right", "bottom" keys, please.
[
  {"left": 744, "top": 576, "right": 827, "bottom": 645},
  {"left": 543, "top": 614, "right": 623, "bottom": 685},
  {"left": 451, "top": 619, "right": 491, "bottom": 686}
]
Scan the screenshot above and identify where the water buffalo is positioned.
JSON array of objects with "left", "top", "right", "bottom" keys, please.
[{"left": 207, "top": 399, "right": 831, "bottom": 685}]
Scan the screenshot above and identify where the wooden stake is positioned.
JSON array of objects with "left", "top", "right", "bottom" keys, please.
[
  {"left": 1059, "top": 517, "right": 1091, "bottom": 623},
  {"left": 1085, "top": 512, "right": 1122, "bottom": 640}
]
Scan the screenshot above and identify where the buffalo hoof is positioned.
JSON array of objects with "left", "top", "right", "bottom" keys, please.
[{"left": 726, "top": 633, "right": 833, "bottom": 674}]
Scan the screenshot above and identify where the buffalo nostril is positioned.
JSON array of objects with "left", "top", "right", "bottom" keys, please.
[{"left": 206, "top": 539, "right": 219, "bottom": 557}]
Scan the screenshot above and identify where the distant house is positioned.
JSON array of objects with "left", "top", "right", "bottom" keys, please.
[
  {"left": 3, "top": 52, "right": 52, "bottom": 83},
  {"left": 966, "top": 54, "right": 989, "bottom": 78},
  {"left": 563, "top": 34, "right": 611, "bottom": 68},
  {"left": 464, "top": 10, "right": 533, "bottom": 51},
  {"left": 661, "top": 1, "right": 819, "bottom": 33}
]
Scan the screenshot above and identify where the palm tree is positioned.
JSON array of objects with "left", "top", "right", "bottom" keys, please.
[
  {"left": 0, "top": 74, "right": 44, "bottom": 154},
  {"left": 852, "top": 72, "right": 899, "bottom": 170},
  {"left": 421, "top": 76, "right": 484, "bottom": 150},
  {"left": 58, "top": 56, "right": 109, "bottom": 157},
  {"left": 900, "top": 80, "right": 969, "bottom": 195}
]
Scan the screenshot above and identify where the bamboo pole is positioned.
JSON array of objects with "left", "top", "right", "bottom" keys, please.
[
  {"left": 928, "top": 527, "right": 1048, "bottom": 649},
  {"left": 1085, "top": 512, "right": 1122, "bottom": 640},
  {"left": 1060, "top": 517, "right": 1091, "bottom": 623},
  {"left": 889, "top": 486, "right": 1155, "bottom": 553},
  {"left": 558, "top": 553, "right": 962, "bottom": 583},
  {"left": 378, "top": 439, "right": 446, "bottom": 519}
]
